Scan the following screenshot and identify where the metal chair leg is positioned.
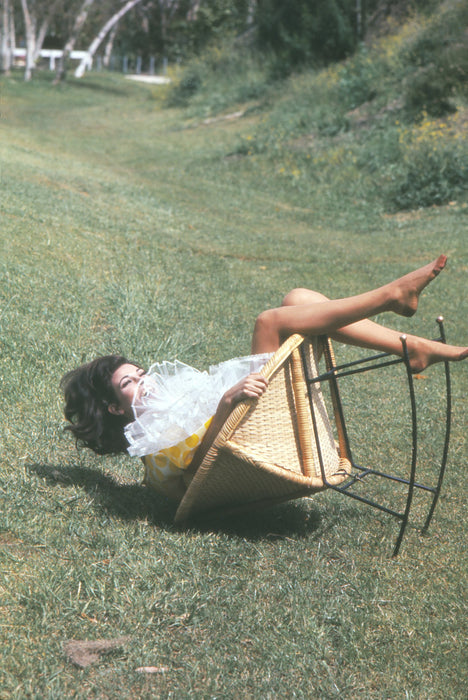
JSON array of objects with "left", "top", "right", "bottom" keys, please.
[
  {"left": 392, "top": 335, "right": 417, "bottom": 557},
  {"left": 421, "top": 317, "right": 452, "bottom": 534},
  {"left": 301, "top": 322, "right": 452, "bottom": 556}
]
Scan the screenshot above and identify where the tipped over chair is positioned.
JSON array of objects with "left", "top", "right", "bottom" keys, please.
[{"left": 175, "top": 320, "right": 452, "bottom": 556}]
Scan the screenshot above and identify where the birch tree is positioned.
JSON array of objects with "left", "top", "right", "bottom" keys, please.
[
  {"left": 0, "top": 0, "right": 13, "bottom": 74},
  {"left": 74, "top": 0, "right": 144, "bottom": 77},
  {"left": 19, "top": 0, "right": 35, "bottom": 80},
  {"left": 19, "top": 0, "right": 63, "bottom": 80},
  {"left": 102, "top": 22, "right": 118, "bottom": 68},
  {"left": 186, "top": 0, "right": 199, "bottom": 22},
  {"left": 54, "top": 0, "right": 96, "bottom": 83}
]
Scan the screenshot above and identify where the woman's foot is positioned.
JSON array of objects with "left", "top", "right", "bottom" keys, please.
[
  {"left": 389, "top": 254, "right": 447, "bottom": 317},
  {"left": 405, "top": 335, "right": 468, "bottom": 373}
]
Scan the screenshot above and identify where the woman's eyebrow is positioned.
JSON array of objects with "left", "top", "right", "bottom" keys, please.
[{"left": 119, "top": 369, "right": 146, "bottom": 386}]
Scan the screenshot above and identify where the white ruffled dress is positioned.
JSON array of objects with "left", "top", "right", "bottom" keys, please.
[{"left": 124, "top": 354, "right": 272, "bottom": 498}]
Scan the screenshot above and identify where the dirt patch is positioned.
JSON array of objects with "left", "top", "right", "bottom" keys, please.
[{"left": 63, "top": 637, "right": 131, "bottom": 668}]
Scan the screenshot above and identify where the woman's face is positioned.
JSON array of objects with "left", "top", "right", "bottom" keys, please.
[{"left": 109, "top": 363, "right": 146, "bottom": 420}]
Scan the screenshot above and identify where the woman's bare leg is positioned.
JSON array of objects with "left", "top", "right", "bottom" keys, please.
[
  {"left": 279, "top": 288, "right": 467, "bottom": 372},
  {"left": 251, "top": 256, "right": 468, "bottom": 372},
  {"left": 281, "top": 287, "right": 414, "bottom": 354}
]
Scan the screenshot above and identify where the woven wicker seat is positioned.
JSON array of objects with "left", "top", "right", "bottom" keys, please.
[
  {"left": 175, "top": 334, "right": 351, "bottom": 523},
  {"left": 174, "top": 322, "right": 453, "bottom": 557}
]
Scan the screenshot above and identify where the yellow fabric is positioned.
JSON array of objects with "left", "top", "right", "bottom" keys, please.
[{"left": 142, "top": 417, "right": 213, "bottom": 498}]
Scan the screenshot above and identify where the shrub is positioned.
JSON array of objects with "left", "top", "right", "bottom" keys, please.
[
  {"left": 166, "top": 43, "right": 274, "bottom": 115},
  {"left": 256, "top": 0, "right": 357, "bottom": 71},
  {"left": 403, "top": 65, "right": 458, "bottom": 119},
  {"left": 401, "top": 0, "right": 468, "bottom": 118},
  {"left": 385, "top": 114, "right": 468, "bottom": 210},
  {"left": 166, "top": 67, "right": 203, "bottom": 107},
  {"left": 335, "top": 47, "right": 381, "bottom": 110}
]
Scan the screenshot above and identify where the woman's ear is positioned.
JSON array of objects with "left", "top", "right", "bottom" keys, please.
[{"left": 108, "top": 404, "right": 124, "bottom": 416}]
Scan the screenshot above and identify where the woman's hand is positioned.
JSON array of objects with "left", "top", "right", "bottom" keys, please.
[
  {"left": 223, "top": 373, "right": 269, "bottom": 407},
  {"left": 187, "top": 373, "right": 269, "bottom": 476}
]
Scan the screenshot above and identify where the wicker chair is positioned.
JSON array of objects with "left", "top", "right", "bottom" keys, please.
[{"left": 175, "top": 324, "right": 452, "bottom": 556}]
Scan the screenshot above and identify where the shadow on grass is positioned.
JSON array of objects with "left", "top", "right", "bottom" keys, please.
[
  {"left": 66, "top": 76, "right": 137, "bottom": 97},
  {"left": 6, "top": 70, "right": 133, "bottom": 97},
  {"left": 172, "top": 494, "right": 360, "bottom": 542},
  {"left": 188, "top": 503, "right": 324, "bottom": 541},
  {"left": 29, "top": 463, "right": 354, "bottom": 542},
  {"left": 29, "top": 462, "right": 177, "bottom": 527}
]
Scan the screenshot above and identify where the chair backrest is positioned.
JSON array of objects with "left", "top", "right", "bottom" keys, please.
[{"left": 175, "top": 335, "right": 351, "bottom": 523}]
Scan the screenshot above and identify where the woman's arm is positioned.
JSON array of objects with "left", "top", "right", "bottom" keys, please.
[{"left": 184, "top": 373, "right": 268, "bottom": 480}]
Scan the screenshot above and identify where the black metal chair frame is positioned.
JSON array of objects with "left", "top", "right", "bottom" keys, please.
[{"left": 301, "top": 317, "right": 452, "bottom": 557}]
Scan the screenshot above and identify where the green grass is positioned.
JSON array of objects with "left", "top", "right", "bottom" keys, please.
[{"left": 1, "top": 55, "right": 467, "bottom": 699}]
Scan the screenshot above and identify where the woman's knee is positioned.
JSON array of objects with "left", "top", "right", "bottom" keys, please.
[
  {"left": 281, "top": 288, "right": 328, "bottom": 306},
  {"left": 252, "top": 308, "right": 281, "bottom": 353},
  {"left": 254, "top": 308, "right": 277, "bottom": 333}
]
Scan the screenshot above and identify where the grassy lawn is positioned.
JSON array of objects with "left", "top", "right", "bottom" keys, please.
[{"left": 0, "top": 64, "right": 467, "bottom": 699}]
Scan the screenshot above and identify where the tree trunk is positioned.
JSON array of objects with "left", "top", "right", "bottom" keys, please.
[
  {"left": 33, "top": 0, "right": 63, "bottom": 64},
  {"left": 75, "top": 0, "right": 143, "bottom": 78},
  {"left": 103, "top": 23, "right": 118, "bottom": 69},
  {"left": 54, "top": 0, "right": 95, "bottom": 83},
  {"left": 33, "top": 17, "right": 49, "bottom": 62},
  {"left": 9, "top": 0, "right": 15, "bottom": 55},
  {"left": 186, "top": 0, "right": 200, "bottom": 22},
  {"left": 356, "top": 0, "right": 363, "bottom": 40},
  {"left": 1, "top": 0, "right": 12, "bottom": 74},
  {"left": 20, "top": 0, "right": 36, "bottom": 81}
]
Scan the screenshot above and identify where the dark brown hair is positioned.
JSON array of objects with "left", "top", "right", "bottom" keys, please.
[{"left": 60, "top": 355, "right": 135, "bottom": 455}]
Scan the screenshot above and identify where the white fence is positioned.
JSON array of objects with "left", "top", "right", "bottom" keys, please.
[{"left": 13, "top": 49, "right": 92, "bottom": 72}]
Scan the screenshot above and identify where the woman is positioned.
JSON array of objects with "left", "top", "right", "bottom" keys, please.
[{"left": 61, "top": 255, "right": 467, "bottom": 502}]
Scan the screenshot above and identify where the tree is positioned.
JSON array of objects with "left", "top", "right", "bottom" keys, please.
[
  {"left": 19, "top": 0, "right": 36, "bottom": 80},
  {"left": 18, "top": 0, "right": 63, "bottom": 80},
  {"left": 0, "top": 0, "right": 13, "bottom": 74},
  {"left": 255, "top": 0, "right": 358, "bottom": 70},
  {"left": 54, "top": 0, "right": 96, "bottom": 83},
  {"left": 102, "top": 21, "right": 118, "bottom": 67},
  {"left": 74, "top": 0, "right": 144, "bottom": 77}
]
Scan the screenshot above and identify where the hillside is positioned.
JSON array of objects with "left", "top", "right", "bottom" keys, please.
[{"left": 0, "top": 2, "right": 467, "bottom": 698}]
